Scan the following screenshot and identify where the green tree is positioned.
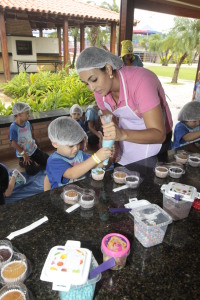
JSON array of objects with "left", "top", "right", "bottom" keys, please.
[
  {"left": 148, "top": 34, "right": 162, "bottom": 63},
  {"left": 170, "top": 17, "right": 200, "bottom": 83},
  {"left": 159, "top": 34, "right": 176, "bottom": 66}
]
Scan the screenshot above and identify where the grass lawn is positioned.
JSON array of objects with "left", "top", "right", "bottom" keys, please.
[{"left": 144, "top": 65, "right": 196, "bottom": 81}]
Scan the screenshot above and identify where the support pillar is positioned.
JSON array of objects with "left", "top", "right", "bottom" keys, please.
[
  {"left": 80, "top": 24, "right": 85, "bottom": 53},
  {"left": 0, "top": 12, "right": 10, "bottom": 81},
  {"left": 63, "top": 19, "right": 69, "bottom": 73},
  {"left": 110, "top": 22, "right": 116, "bottom": 54}
]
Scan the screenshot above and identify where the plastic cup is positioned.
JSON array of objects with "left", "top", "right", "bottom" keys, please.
[
  {"left": 155, "top": 166, "right": 168, "bottom": 178},
  {"left": 188, "top": 155, "right": 200, "bottom": 167},
  {"left": 91, "top": 169, "right": 105, "bottom": 181},
  {"left": 64, "top": 190, "right": 79, "bottom": 205},
  {"left": 0, "top": 240, "right": 13, "bottom": 267},
  {"left": 125, "top": 175, "right": 139, "bottom": 189},
  {"left": 113, "top": 171, "right": 126, "bottom": 184},
  {"left": 168, "top": 167, "right": 184, "bottom": 178},
  {"left": 0, "top": 283, "right": 28, "bottom": 300},
  {"left": 175, "top": 153, "right": 188, "bottom": 164},
  {"left": 1, "top": 253, "right": 27, "bottom": 284},
  {"left": 101, "top": 233, "right": 130, "bottom": 270}
]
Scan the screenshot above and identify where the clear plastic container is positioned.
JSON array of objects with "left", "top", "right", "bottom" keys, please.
[
  {"left": 125, "top": 175, "right": 139, "bottom": 189},
  {"left": 168, "top": 166, "right": 184, "bottom": 179},
  {"left": 0, "top": 240, "right": 13, "bottom": 267},
  {"left": 101, "top": 233, "right": 130, "bottom": 270},
  {"left": 161, "top": 182, "right": 200, "bottom": 220},
  {"left": 174, "top": 153, "right": 188, "bottom": 164},
  {"left": 188, "top": 155, "right": 200, "bottom": 167},
  {"left": 0, "top": 283, "right": 29, "bottom": 300},
  {"left": 132, "top": 204, "right": 172, "bottom": 248},
  {"left": 113, "top": 171, "right": 127, "bottom": 184},
  {"left": 155, "top": 166, "right": 168, "bottom": 178},
  {"left": 0, "top": 253, "right": 28, "bottom": 284},
  {"left": 59, "top": 255, "right": 101, "bottom": 300},
  {"left": 80, "top": 189, "right": 95, "bottom": 210},
  {"left": 91, "top": 168, "right": 105, "bottom": 181},
  {"left": 61, "top": 185, "right": 82, "bottom": 205}
]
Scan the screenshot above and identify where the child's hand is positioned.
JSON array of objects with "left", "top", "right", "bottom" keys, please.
[
  {"left": 23, "top": 153, "right": 31, "bottom": 165},
  {"left": 95, "top": 147, "right": 112, "bottom": 162}
]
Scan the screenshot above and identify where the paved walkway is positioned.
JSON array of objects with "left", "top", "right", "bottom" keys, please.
[{"left": 158, "top": 76, "right": 194, "bottom": 130}]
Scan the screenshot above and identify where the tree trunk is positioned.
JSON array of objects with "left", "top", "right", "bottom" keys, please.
[
  {"left": 162, "top": 49, "right": 169, "bottom": 66},
  {"left": 192, "top": 51, "right": 198, "bottom": 64},
  {"left": 171, "top": 52, "right": 188, "bottom": 83}
]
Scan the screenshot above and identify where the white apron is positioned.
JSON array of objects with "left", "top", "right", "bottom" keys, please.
[{"left": 103, "top": 70, "right": 161, "bottom": 165}]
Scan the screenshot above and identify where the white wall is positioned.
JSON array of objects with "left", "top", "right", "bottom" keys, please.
[
  {"left": 36, "top": 37, "right": 59, "bottom": 54},
  {"left": 0, "top": 36, "right": 59, "bottom": 73}
]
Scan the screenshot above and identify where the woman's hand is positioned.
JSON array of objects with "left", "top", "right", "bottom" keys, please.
[{"left": 102, "top": 121, "right": 124, "bottom": 141}]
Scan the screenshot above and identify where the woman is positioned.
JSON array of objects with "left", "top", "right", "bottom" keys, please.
[{"left": 76, "top": 47, "right": 173, "bottom": 165}]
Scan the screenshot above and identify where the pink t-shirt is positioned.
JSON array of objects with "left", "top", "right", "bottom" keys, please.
[{"left": 95, "top": 66, "right": 173, "bottom": 133}]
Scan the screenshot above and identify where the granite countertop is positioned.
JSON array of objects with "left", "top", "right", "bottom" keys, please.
[{"left": 0, "top": 151, "right": 200, "bottom": 299}]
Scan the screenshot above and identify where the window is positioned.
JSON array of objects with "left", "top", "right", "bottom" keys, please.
[{"left": 16, "top": 40, "right": 32, "bottom": 55}]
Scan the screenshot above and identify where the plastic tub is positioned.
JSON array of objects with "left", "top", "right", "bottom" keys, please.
[
  {"left": 125, "top": 175, "right": 139, "bottom": 189},
  {"left": 80, "top": 189, "right": 95, "bottom": 210},
  {"left": 188, "top": 155, "right": 200, "bottom": 167},
  {"left": 0, "top": 283, "right": 28, "bottom": 300},
  {"left": 161, "top": 182, "right": 200, "bottom": 220},
  {"left": 168, "top": 167, "right": 184, "bottom": 179},
  {"left": 59, "top": 255, "right": 101, "bottom": 300},
  {"left": 91, "top": 168, "right": 105, "bottom": 181},
  {"left": 101, "top": 233, "right": 130, "bottom": 270},
  {"left": 113, "top": 171, "right": 126, "bottom": 184},
  {"left": 175, "top": 153, "right": 188, "bottom": 164},
  {"left": 132, "top": 204, "right": 172, "bottom": 248},
  {"left": 155, "top": 166, "right": 168, "bottom": 178},
  {"left": 0, "top": 240, "right": 13, "bottom": 267}
]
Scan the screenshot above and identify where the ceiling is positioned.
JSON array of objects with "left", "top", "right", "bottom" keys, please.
[{"left": 134, "top": 0, "right": 200, "bottom": 19}]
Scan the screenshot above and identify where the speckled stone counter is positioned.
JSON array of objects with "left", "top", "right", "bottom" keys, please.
[{"left": 0, "top": 150, "right": 200, "bottom": 300}]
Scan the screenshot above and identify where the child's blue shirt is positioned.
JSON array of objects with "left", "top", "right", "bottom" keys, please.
[
  {"left": 46, "top": 150, "right": 91, "bottom": 189},
  {"left": 172, "top": 121, "right": 200, "bottom": 149},
  {"left": 9, "top": 121, "right": 37, "bottom": 157}
]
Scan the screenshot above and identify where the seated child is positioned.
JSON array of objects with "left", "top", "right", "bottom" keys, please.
[
  {"left": 85, "top": 103, "right": 103, "bottom": 149},
  {"left": 70, "top": 104, "right": 85, "bottom": 131},
  {"left": 0, "top": 164, "right": 25, "bottom": 205},
  {"left": 9, "top": 102, "right": 49, "bottom": 175},
  {"left": 45, "top": 116, "right": 112, "bottom": 190},
  {"left": 172, "top": 101, "right": 200, "bottom": 151}
]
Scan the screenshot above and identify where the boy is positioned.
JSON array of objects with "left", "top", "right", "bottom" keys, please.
[
  {"left": 45, "top": 116, "right": 112, "bottom": 190},
  {"left": 9, "top": 102, "right": 49, "bottom": 175},
  {"left": 70, "top": 104, "right": 85, "bottom": 131},
  {"left": 172, "top": 101, "right": 200, "bottom": 151}
]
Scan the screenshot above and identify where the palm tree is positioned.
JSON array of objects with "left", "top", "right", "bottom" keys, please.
[{"left": 170, "top": 17, "right": 200, "bottom": 83}]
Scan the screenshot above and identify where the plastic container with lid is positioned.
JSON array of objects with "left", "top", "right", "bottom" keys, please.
[
  {"left": 40, "top": 241, "right": 92, "bottom": 292},
  {"left": 101, "top": 233, "right": 130, "bottom": 270},
  {"left": 0, "top": 240, "right": 13, "bottom": 267},
  {"left": 59, "top": 254, "right": 101, "bottom": 300},
  {"left": 132, "top": 204, "right": 172, "bottom": 248},
  {"left": 161, "top": 182, "right": 200, "bottom": 220},
  {"left": 0, "top": 283, "right": 29, "bottom": 300}
]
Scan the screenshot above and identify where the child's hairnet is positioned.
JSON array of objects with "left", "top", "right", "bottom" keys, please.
[
  {"left": 76, "top": 47, "right": 123, "bottom": 74},
  {"left": 70, "top": 104, "right": 83, "bottom": 117},
  {"left": 48, "top": 116, "right": 86, "bottom": 146},
  {"left": 12, "top": 102, "right": 31, "bottom": 115},
  {"left": 178, "top": 101, "right": 200, "bottom": 121}
]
